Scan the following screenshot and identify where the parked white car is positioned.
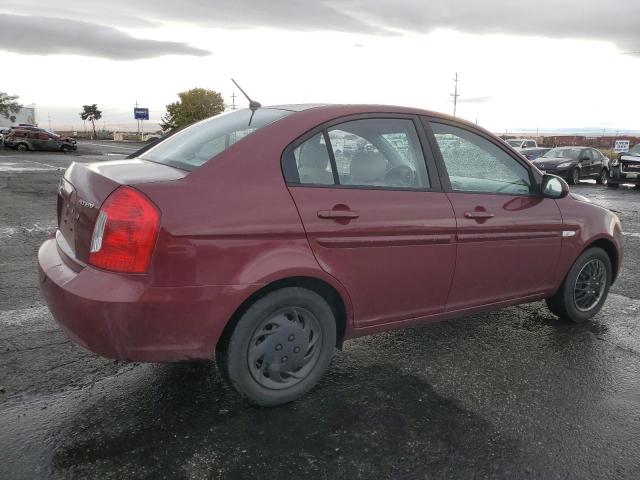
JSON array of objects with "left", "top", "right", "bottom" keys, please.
[{"left": 506, "top": 138, "right": 537, "bottom": 150}]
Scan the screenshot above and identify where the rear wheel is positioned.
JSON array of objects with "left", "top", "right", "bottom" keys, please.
[
  {"left": 16, "top": 143, "right": 28, "bottom": 152},
  {"left": 568, "top": 167, "right": 580, "bottom": 185},
  {"left": 217, "top": 287, "right": 336, "bottom": 406},
  {"left": 596, "top": 169, "right": 607, "bottom": 185},
  {"left": 546, "top": 247, "right": 611, "bottom": 323}
]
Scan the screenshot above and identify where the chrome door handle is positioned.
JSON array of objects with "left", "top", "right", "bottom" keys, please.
[
  {"left": 317, "top": 210, "right": 360, "bottom": 220},
  {"left": 464, "top": 211, "right": 494, "bottom": 219}
]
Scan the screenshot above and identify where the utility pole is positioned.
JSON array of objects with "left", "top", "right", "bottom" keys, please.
[
  {"left": 450, "top": 73, "right": 460, "bottom": 117},
  {"left": 47, "top": 113, "right": 52, "bottom": 131},
  {"left": 231, "top": 90, "right": 237, "bottom": 110},
  {"left": 135, "top": 100, "right": 139, "bottom": 140}
]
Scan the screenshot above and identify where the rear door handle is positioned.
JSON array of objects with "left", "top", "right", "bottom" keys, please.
[
  {"left": 317, "top": 210, "right": 360, "bottom": 220},
  {"left": 464, "top": 211, "right": 494, "bottom": 219}
]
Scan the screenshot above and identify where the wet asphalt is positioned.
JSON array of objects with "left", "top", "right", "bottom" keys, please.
[{"left": 1, "top": 144, "right": 639, "bottom": 479}]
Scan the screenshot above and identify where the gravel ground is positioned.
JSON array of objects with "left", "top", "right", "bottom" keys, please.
[{"left": 0, "top": 147, "right": 639, "bottom": 479}]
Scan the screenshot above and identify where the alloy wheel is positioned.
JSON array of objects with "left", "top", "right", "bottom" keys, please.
[
  {"left": 247, "top": 306, "right": 322, "bottom": 390},
  {"left": 573, "top": 258, "right": 607, "bottom": 312}
]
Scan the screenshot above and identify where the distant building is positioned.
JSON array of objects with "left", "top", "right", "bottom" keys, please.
[{"left": 0, "top": 105, "right": 36, "bottom": 128}]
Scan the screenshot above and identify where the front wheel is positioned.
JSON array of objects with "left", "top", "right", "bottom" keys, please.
[
  {"left": 596, "top": 169, "right": 607, "bottom": 185},
  {"left": 546, "top": 247, "right": 612, "bottom": 323},
  {"left": 217, "top": 287, "right": 336, "bottom": 406},
  {"left": 568, "top": 167, "right": 580, "bottom": 185},
  {"left": 60, "top": 144, "right": 72, "bottom": 153},
  {"left": 16, "top": 143, "right": 28, "bottom": 152}
]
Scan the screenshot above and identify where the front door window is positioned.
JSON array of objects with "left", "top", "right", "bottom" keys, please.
[{"left": 431, "top": 123, "right": 532, "bottom": 195}]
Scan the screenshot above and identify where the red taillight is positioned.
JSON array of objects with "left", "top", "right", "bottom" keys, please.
[{"left": 89, "top": 186, "right": 160, "bottom": 273}]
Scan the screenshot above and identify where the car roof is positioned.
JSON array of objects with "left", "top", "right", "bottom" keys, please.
[{"left": 265, "top": 103, "right": 487, "bottom": 132}]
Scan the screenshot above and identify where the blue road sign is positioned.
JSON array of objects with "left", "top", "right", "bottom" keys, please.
[{"left": 134, "top": 108, "right": 149, "bottom": 120}]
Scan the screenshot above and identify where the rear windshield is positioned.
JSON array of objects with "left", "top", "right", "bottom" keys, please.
[{"left": 139, "top": 108, "right": 293, "bottom": 170}]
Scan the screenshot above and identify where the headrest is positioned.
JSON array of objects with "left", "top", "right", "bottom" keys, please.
[
  {"left": 349, "top": 151, "right": 387, "bottom": 183},
  {"left": 299, "top": 142, "right": 329, "bottom": 170}
]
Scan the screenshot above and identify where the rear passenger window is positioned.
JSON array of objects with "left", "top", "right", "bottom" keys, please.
[
  {"left": 328, "top": 119, "right": 429, "bottom": 189},
  {"left": 293, "top": 133, "right": 334, "bottom": 185},
  {"left": 288, "top": 118, "right": 430, "bottom": 190}
]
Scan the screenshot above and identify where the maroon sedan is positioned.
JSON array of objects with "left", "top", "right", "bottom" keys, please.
[{"left": 39, "top": 105, "right": 623, "bottom": 406}]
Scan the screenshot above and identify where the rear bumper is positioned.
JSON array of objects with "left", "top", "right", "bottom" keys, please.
[{"left": 38, "top": 236, "right": 244, "bottom": 362}]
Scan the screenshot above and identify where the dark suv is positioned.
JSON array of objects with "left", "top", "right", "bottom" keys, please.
[
  {"left": 609, "top": 144, "right": 640, "bottom": 188},
  {"left": 4, "top": 128, "right": 77, "bottom": 152}
]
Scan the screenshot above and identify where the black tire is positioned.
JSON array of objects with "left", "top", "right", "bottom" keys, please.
[
  {"left": 16, "top": 143, "right": 28, "bottom": 152},
  {"left": 568, "top": 167, "right": 580, "bottom": 185},
  {"left": 546, "top": 247, "right": 612, "bottom": 323},
  {"left": 595, "top": 169, "right": 607, "bottom": 185},
  {"left": 217, "top": 287, "right": 336, "bottom": 406},
  {"left": 60, "top": 144, "right": 72, "bottom": 153}
]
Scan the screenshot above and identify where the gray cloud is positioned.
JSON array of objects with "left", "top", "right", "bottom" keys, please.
[
  {"left": 0, "top": 14, "right": 210, "bottom": 60},
  {"left": 1, "top": 1, "right": 640, "bottom": 55}
]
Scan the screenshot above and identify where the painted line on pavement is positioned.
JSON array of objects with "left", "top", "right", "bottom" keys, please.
[{"left": 82, "top": 143, "right": 138, "bottom": 151}]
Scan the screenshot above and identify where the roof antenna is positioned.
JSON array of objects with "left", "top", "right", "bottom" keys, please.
[{"left": 231, "top": 78, "right": 261, "bottom": 125}]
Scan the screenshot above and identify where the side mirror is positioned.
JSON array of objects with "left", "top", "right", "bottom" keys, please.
[{"left": 541, "top": 174, "right": 569, "bottom": 199}]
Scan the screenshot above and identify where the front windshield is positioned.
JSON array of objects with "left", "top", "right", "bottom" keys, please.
[
  {"left": 506, "top": 140, "right": 522, "bottom": 147},
  {"left": 543, "top": 148, "right": 581, "bottom": 159},
  {"left": 139, "top": 108, "right": 293, "bottom": 170}
]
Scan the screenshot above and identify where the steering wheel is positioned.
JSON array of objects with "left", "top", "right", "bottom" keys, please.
[{"left": 384, "top": 165, "right": 416, "bottom": 187}]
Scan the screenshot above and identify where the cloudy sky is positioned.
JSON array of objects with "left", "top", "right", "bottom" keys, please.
[{"left": 1, "top": 1, "right": 639, "bottom": 133}]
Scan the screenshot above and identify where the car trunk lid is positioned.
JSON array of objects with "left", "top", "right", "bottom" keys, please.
[{"left": 57, "top": 159, "right": 187, "bottom": 264}]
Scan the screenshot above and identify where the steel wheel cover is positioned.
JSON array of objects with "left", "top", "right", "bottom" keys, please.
[{"left": 247, "top": 306, "right": 323, "bottom": 390}]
